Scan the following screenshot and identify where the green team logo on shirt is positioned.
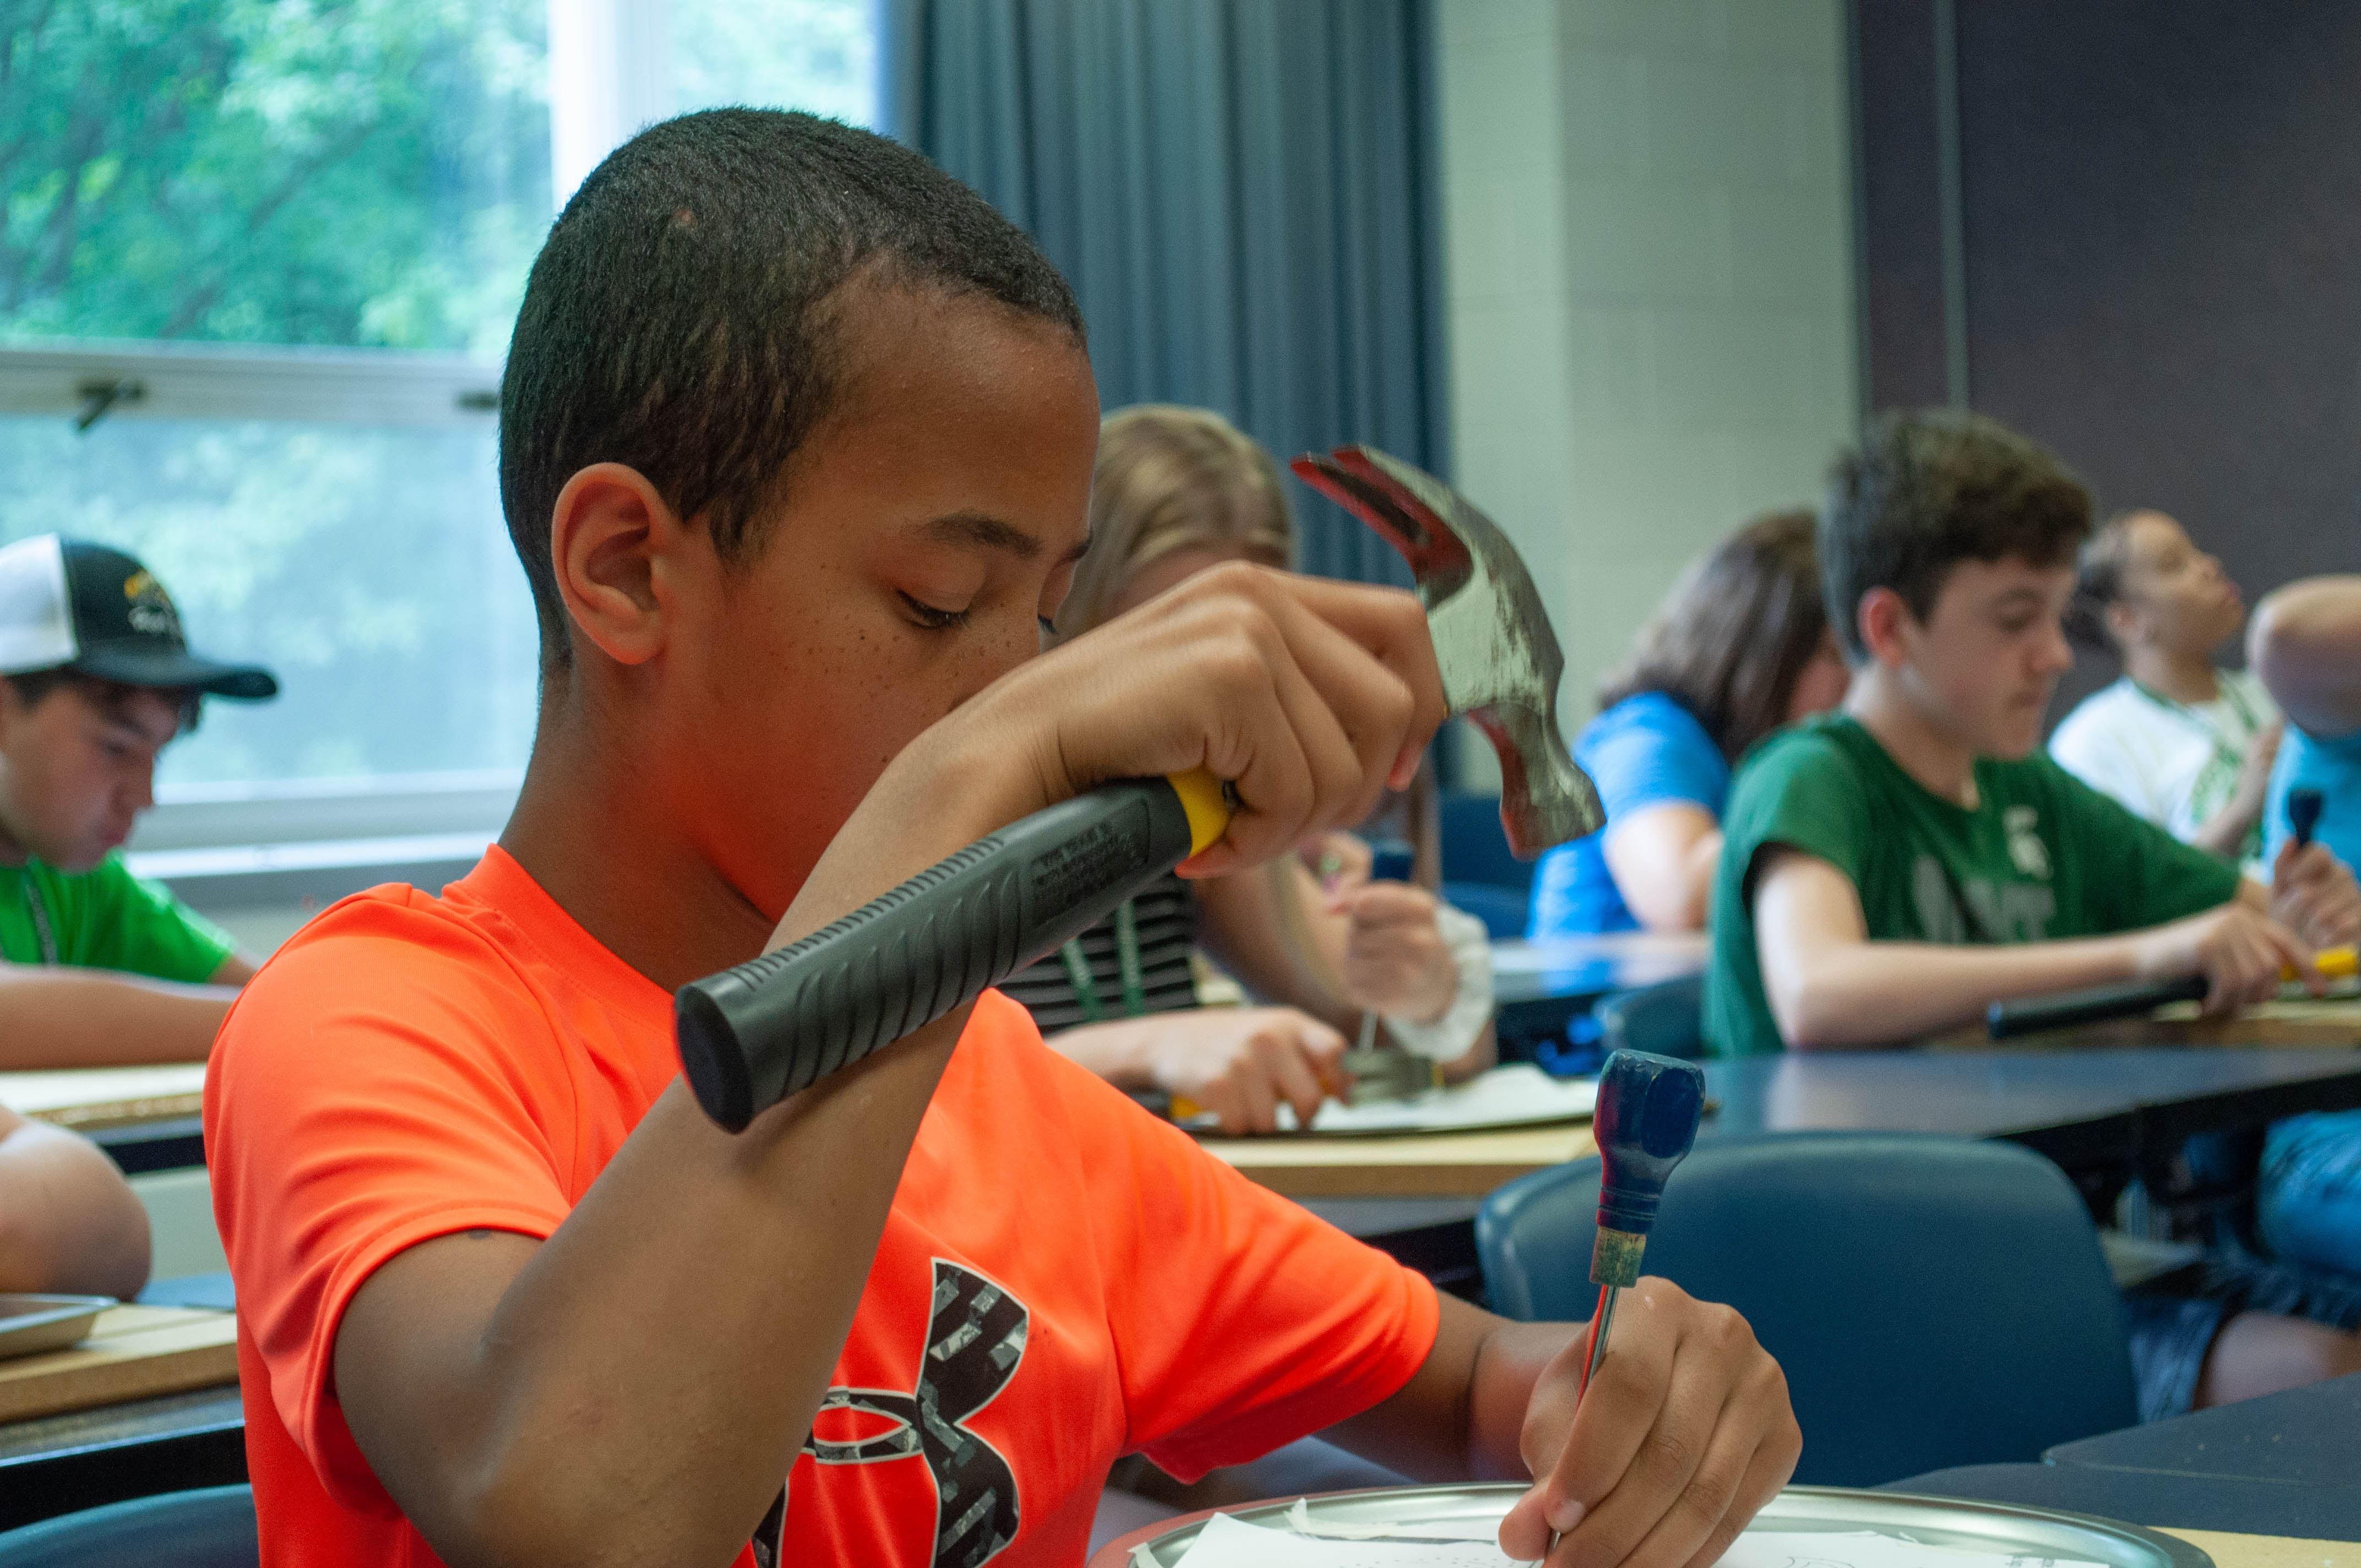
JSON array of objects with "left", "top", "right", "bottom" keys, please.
[
  {"left": 1912, "top": 807, "right": 2058, "bottom": 944},
  {"left": 2005, "top": 806, "right": 2052, "bottom": 879}
]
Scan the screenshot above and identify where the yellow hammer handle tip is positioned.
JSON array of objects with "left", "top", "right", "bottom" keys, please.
[{"left": 1165, "top": 766, "right": 1233, "bottom": 858}]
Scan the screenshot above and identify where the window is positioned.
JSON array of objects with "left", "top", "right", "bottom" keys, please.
[{"left": 1, "top": 0, "right": 880, "bottom": 836}]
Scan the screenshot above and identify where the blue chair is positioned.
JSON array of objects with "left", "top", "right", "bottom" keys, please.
[
  {"left": 0, "top": 1486, "right": 257, "bottom": 1567},
  {"left": 1439, "top": 788, "right": 1532, "bottom": 938},
  {"left": 1591, "top": 974, "right": 1704, "bottom": 1058},
  {"left": 1478, "top": 1133, "right": 2139, "bottom": 1487}
]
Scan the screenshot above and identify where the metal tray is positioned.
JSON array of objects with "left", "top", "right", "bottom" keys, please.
[
  {"left": 1092, "top": 1483, "right": 2211, "bottom": 1568},
  {"left": 0, "top": 1294, "right": 115, "bottom": 1362}
]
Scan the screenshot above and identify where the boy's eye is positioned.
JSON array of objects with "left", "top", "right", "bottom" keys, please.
[{"left": 899, "top": 592, "right": 972, "bottom": 631}]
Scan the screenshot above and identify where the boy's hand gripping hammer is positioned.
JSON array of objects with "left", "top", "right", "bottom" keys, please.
[
  {"left": 1580, "top": 1050, "right": 1707, "bottom": 1401},
  {"left": 672, "top": 445, "right": 1603, "bottom": 1131}
]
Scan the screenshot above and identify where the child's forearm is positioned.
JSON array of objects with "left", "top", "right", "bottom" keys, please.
[
  {"left": 2251, "top": 575, "right": 2361, "bottom": 736},
  {"left": 0, "top": 1115, "right": 151, "bottom": 1298},
  {"left": 1768, "top": 935, "right": 2141, "bottom": 1049},
  {"left": 0, "top": 967, "right": 235, "bottom": 1068},
  {"left": 2190, "top": 795, "right": 2263, "bottom": 859},
  {"left": 1043, "top": 1017, "right": 1162, "bottom": 1085}
]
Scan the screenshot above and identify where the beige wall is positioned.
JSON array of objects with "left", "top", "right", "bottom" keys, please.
[{"left": 1439, "top": 0, "right": 1858, "bottom": 784}]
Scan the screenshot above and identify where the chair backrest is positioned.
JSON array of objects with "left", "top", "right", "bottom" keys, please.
[
  {"left": 1438, "top": 790, "right": 1532, "bottom": 895},
  {"left": 0, "top": 1486, "right": 257, "bottom": 1568},
  {"left": 1477, "top": 1133, "right": 2139, "bottom": 1487},
  {"left": 1593, "top": 974, "right": 1704, "bottom": 1058},
  {"left": 1438, "top": 881, "right": 1530, "bottom": 941}
]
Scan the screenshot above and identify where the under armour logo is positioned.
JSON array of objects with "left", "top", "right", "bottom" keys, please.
[{"left": 758, "top": 1260, "right": 1028, "bottom": 1568}]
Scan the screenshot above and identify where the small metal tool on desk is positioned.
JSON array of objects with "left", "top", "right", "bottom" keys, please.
[
  {"left": 1339, "top": 839, "right": 1444, "bottom": 1106},
  {"left": 1580, "top": 1049, "right": 1706, "bottom": 1400}
]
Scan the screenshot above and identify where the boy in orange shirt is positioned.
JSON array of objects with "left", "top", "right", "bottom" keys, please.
[{"left": 206, "top": 111, "right": 1796, "bottom": 1568}]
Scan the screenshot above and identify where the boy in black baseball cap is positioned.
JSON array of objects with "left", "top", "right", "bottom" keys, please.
[{"left": 0, "top": 533, "right": 279, "bottom": 1066}]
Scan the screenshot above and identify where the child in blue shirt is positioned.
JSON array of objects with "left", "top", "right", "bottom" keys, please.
[
  {"left": 2246, "top": 574, "right": 2361, "bottom": 1278},
  {"left": 1530, "top": 511, "right": 1849, "bottom": 937}
]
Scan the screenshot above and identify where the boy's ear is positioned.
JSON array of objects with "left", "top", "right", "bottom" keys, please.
[
  {"left": 1856, "top": 586, "right": 1917, "bottom": 670},
  {"left": 548, "top": 464, "right": 694, "bottom": 668},
  {"left": 2103, "top": 597, "right": 2144, "bottom": 649}
]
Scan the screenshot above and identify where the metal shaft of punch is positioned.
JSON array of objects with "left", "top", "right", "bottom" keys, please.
[{"left": 1581, "top": 1282, "right": 1618, "bottom": 1397}]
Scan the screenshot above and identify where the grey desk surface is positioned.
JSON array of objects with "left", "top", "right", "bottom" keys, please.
[
  {"left": 1489, "top": 933, "right": 1706, "bottom": 1004},
  {"left": 2046, "top": 1368, "right": 2361, "bottom": 1485},
  {"left": 1697, "top": 1048, "right": 2361, "bottom": 1169},
  {"left": 1886, "top": 1461, "right": 2361, "bottom": 1540}
]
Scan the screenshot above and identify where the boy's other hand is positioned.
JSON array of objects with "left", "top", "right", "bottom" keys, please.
[
  {"left": 2134, "top": 905, "right": 2315, "bottom": 1014},
  {"left": 1304, "top": 830, "right": 1375, "bottom": 895},
  {"left": 973, "top": 564, "right": 1446, "bottom": 878},
  {"left": 1145, "top": 1006, "right": 1348, "bottom": 1133},
  {"left": 2269, "top": 841, "right": 2361, "bottom": 952},
  {"left": 1499, "top": 1277, "right": 1797, "bottom": 1568},
  {"left": 1334, "top": 881, "right": 1459, "bottom": 1023}
]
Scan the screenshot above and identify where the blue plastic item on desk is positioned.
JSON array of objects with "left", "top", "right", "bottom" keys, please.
[{"left": 1478, "top": 1131, "right": 2137, "bottom": 1487}]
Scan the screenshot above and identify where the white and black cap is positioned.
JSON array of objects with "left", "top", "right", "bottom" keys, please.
[{"left": 0, "top": 535, "right": 278, "bottom": 700}]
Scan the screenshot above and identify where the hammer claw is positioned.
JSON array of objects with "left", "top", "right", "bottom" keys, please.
[{"left": 1292, "top": 443, "right": 1604, "bottom": 857}]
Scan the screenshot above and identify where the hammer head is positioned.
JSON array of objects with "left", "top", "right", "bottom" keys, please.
[{"left": 1291, "top": 445, "right": 1603, "bottom": 858}]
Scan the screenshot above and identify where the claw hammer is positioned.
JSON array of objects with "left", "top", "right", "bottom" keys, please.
[{"left": 673, "top": 447, "right": 1603, "bottom": 1131}]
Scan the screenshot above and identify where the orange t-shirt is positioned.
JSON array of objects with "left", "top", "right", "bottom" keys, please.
[{"left": 206, "top": 847, "right": 1439, "bottom": 1568}]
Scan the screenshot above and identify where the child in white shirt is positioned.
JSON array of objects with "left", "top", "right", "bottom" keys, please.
[{"left": 2050, "top": 510, "right": 2280, "bottom": 868}]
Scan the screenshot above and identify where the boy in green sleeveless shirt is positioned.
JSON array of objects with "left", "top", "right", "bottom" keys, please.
[
  {"left": 0, "top": 534, "right": 279, "bottom": 1066},
  {"left": 1704, "top": 410, "right": 2361, "bottom": 1417}
]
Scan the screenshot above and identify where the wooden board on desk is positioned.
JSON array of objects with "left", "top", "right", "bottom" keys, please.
[
  {"left": 2164, "top": 1532, "right": 2358, "bottom": 1568},
  {"left": 0, "top": 1065, "right": 207, "bottom": 1130},
  {"left": 1930, "top": 995, "right": 2361, "bottom": 1053},
  {"left": 1198, "top": 1124, "right": 1597, "bottom": 1199},
  {"left": 0, "top": 1304, "right": 237, "bottom": 1425}
]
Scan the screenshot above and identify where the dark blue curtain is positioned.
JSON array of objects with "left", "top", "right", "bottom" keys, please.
[{"left": 896, "top": 0, "right": 1446, "bottom": 587}]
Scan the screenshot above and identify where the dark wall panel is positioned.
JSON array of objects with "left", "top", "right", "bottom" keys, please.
[
  {"left": 1854, "top": 0, "right": 1950, "bottom": 412},
  {"left": 1856, "top": 2, "right": 2361, "bottom": 716}
]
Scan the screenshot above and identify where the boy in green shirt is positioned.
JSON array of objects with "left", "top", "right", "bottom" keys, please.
[
  {"left": 1706, "top": 413, "right": 2357, "bottom": 1058},
  {"left": 1704, "top": 410, "right": 2361, "bottom": 1415},
  {"left": 0, "top": 534, "right": 279, "bottom": 1066}
]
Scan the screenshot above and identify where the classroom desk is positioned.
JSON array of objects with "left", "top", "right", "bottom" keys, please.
[
  {"left": 0, "top": 1066, "right": 210, "bottom": 1176},
  {"left": 2045, "top": 1368, "right": 2361, "bottom": 1487},
  {"left": 1488, "top": 933, "right": 1709, "bottom": 1005},
  {"left": 1489, "top": 933, "right": 1708, "bottom": 1062},
  {"left": 1203, "top": 1047, "right": 2361, "bottom": 1204},
  {"left": 1887, "top": 1463, "right": 2361, "bottom": 1543},
  {"left": 0, "top": 1386, "right": 246, "bottom": 1532}
]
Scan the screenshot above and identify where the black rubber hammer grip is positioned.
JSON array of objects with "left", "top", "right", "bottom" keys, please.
[{"left": 676, "top": 776, "right": 1201, "bottom": 1131}]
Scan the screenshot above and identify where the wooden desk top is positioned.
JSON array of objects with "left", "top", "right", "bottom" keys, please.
[
  {"left": 0, "top": 1064, "right": 207, "bottom": 1131},
  {"left": 0, "top": 1304, "right": 237, "bottom": 1425},
  {"left": 1935, "top": 995, "right": 2361, "bottom": 1052},
  {"left": 1198, "top": 1124, "right": 1597, "bottom": 1199},
  {"left": 2166, "top": 1532, "right": 2355, "bottom": 1568}
]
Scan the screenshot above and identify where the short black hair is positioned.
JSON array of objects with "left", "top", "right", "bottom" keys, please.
[
  {"left": 1820, "top": 410, "right": 2092, "bottom": 663},
  {"left": 499, "top": 108, "right": 1085, "bottom": 666}
]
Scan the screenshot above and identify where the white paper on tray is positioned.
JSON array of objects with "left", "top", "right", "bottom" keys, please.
[
  {"left": 1270, "top": 1063, "right": 1597, "bottom": 1135},
  {"left": 1166, "top": 1513, "right": 2106, "bottom": 1568},
  {"left": 1170, "top": 1511, "right": 1528, "bottom": 1568}
]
